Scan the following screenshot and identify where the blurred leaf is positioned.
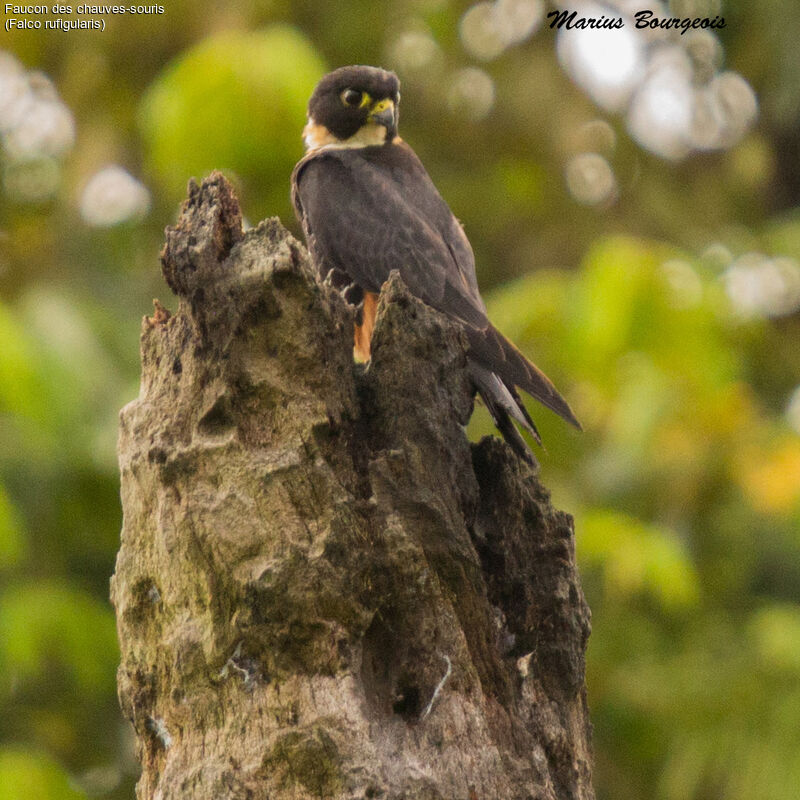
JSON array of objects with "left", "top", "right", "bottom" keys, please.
[
  {"left": 0, "top": 749, "right": 86, "bottom": 800},
  {"left": 733, "top": 436, "right": 800, "bottom": 516},
  {"left": 749, "top": 603, "right": 800, "bottom": 673},
  {"left": 0, "top": 485, "right": 25, "bottom": 570},
  {"left": 0, "top": 582, "right": 118, "bottom": 698},
  {"left": 485, "top": 269, "right": 569, "bottom": 349},
  {"left": 17, "top": 287, "right": 125, "bottom": 472},
  {"left": 567, "top": 237, "right": 669, "bottom": 371},
  {"left": 0, "top": 302, "right": 52, "bottom": 425},
  {"left": 0, "top": 291, "right": 128, "bottom": 477},
  {"left": 580, "top": 510, "right": 699, "bottom": 609},
  {"left": 139, "top": 24, "right": 326, "bottom": 216},
  {"left": 764, "top": 210, "right": 800, "bottom": 260}
]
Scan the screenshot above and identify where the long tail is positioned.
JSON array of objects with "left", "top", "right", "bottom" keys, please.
[{"left": 466, "top": 323, "right": 581, "bottom": 462}]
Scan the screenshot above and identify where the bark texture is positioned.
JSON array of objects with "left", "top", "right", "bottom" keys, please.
[{"left": 111, "top": 172, "right": 594, "bottom": 800}]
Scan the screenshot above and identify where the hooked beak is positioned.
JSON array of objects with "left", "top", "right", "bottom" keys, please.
[{"left": 367, "top": 98, "right": 397, "bottom": 138}]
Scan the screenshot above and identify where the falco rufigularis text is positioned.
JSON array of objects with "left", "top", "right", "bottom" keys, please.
[{"left": 291, "top": 65, "right": 581, "bottom": 463}]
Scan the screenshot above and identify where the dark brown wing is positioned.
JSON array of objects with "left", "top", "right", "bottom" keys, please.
[
  {"left": 292, "top": 143, "right": 487, "bottom": 329},
  {"left": 292, "top": 141, "right": 581, "bottom": 455}
]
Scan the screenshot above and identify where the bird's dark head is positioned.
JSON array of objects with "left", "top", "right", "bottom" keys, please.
[{"left": 304, "top": 65, "right": 400, "bottom": 151}]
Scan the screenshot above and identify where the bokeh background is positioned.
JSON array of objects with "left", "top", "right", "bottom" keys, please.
[{"left": 1, "top": 0, "right": 799, "bottom": 797}]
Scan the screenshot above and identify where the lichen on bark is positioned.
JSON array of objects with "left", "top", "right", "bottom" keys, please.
[{"left": 111, "top": 172, "right": 594, "bottom": 800}]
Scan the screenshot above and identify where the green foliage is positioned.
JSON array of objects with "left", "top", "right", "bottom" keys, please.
[
  {"left": 0, "top": 292, "right": 128, "bottom": 790},
  {"left": 580, "top": 510, "right": 699, "bottom": 610},
  {"left": 0, "top": 749, "right": 87, "bottom": 800},
  {"left": 0, "top": 301, "right": 53, "bottom": 426},
  {"left": 2, "top": 2, "right": 800, "bottom": 798},
  {"left": 139, "top": 25, "right": 326, "bottom": 219},
  {"left": 0, "top": 292, "right": 124, "bottom": 471},
  {"left": 474, "top": 231, "right": 800, "bottom": 800},
  {"left": 0, "top": 487, "right": 25, "bottom": 570},
  {"left": 750, "top": 603, "right": 800, "bottom": 673},
  {"left": 0, "top": 582, "right": 118, "bottom": 698}
]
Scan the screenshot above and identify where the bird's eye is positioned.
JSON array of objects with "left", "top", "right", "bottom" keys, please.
[{"left": 341, "top": 89, "right": 363, "bottom": 107}]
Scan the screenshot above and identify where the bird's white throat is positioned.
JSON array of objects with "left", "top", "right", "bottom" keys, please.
[{"left": 303, "top": 119, "right": 388, "bottom": 152}]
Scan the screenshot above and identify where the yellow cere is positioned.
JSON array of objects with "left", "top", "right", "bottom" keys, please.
[{"left": 370, "top": 98, "right": 394, "bottom": 115}]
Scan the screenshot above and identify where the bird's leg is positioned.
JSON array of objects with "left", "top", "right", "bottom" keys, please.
[
  {"left": 353, "top": 291, "right": 379, "bottom": 363},
  {"left": 320, "top": 269, "right": 377, "bottom": 362}
]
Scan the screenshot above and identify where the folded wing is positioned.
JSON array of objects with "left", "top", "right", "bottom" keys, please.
[{"left": 292, "top": 143, "right": 580, "bottom": 461}]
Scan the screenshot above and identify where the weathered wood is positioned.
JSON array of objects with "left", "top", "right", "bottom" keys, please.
[{"left": 111, "top": 172, "right": 593, "bottom": 800}]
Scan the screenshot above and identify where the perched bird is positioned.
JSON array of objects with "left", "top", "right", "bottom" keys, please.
[{"left": 291, "top": 65, "right": 580, "bottom": 462}]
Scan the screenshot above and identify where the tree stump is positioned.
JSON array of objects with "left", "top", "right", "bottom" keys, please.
[{"left": 111, "top": 172, "right": 593, "bottom": 800}]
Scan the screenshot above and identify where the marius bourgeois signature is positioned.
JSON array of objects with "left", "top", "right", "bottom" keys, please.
[{"left": 548, "top": 8, "right": 726, "bottom": 35}]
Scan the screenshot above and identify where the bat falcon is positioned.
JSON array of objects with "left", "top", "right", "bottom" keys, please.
[{"left": 291, "top": 65, "right": 580, "bottom": 463}]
